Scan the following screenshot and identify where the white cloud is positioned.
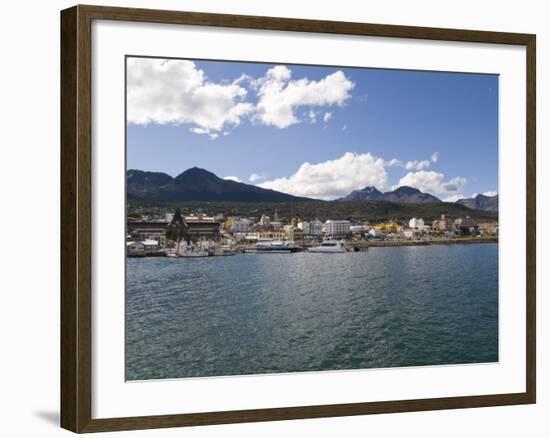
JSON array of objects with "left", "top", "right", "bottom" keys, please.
[
  {"left": 253, "top": 66, "right": 354, "bottom": 128},
  {"left": 323, "top": 112, "right": 333, "bottom": 123},
  {"left": 483, "top": 191, "right": 498, "bottom": 197},
  {"left": 248, "top": 173, "right": 265, "bottom": 182},
  {"left": 397, "top": 171, "right": 466, "bottom": 195},
  {"left": 127, "top": 58, "right": 254, "bottom": 136},
  {"left": 431, "top": 152, "right": 439, "bottom": 163},
  {"left": 308, "top": 110, "right": 317, "bottom": 124},
  {"left": 405, "top": 159, "right": 431, "bottom": 171},
  {"left": 386, "top": 159, "right": 402, "bottom": 167},
  {"left": 223, "top": 176, "right": 242, "bottom": 182},
  {"left": 259, "top": 152, "right": 387, "bottom": 200},
  {"left": 190, "top": 127, "right": 219, "bottom": 139},
  {"left": 443, "top": 194, "right": 465, "bottom": 202}
]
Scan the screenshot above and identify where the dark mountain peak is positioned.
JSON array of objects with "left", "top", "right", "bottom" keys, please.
[
  {"left": 361, "top": 186, "right": 383, "bottom": 194},
  {"left": 128, "top": 167, "right": 311, "bottom": 203},
  {"left": 339, "top": 185, "right": 383, "bottom": 201},
  {"left": 382, "top": 186, "right": 440, "bottom": 204},
  {"left": 474, "top": 193, "right": 497, "bottom": 201},
  {"left": 175, "top": 166, "right": 218, "bottom": 181},
  {"left": 126, "top": 169, "right": 173, "bottom": 196},
  {"left": 392, "top": 186, "right": 422, "bottom": 195},
  {"left": 457, "top": 193, "right": 498, "bottom": 212},
  {"left": 339, "top": 184, "right": 440, "bottom": 204},
  {"left": 127, "top": 168, "right": 172, "bottom": 179}
]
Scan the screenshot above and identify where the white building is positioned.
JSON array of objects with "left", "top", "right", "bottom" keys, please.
[
  {"left": 324, "top": 220, "right": 350, "bottom": 238},
  {"left": 409, "top": 217, "right": 425, "bottom": 230},
  {"left": 231, "top": 218, "right": 251, "bottom": 233},
  {"left": 310, "top": 219, "right": 323, "bottom": 236}
]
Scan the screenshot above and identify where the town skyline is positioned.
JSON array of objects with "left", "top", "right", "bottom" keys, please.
[{"left": 127, "top": 57, "right": 499, "bottom": 202}]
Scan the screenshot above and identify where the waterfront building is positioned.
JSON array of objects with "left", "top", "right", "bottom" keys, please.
[
  {"left": 285, "top": 226, "right": 304, "bottom": 242},
  {"left": 454, "top": 216, "right": 478, "bottom": 234},
  {"left": 259, "top": 229, "right": 287, "bottom": 240},
  {"left": 432, "top": 214, "right": 454, "bottom": 232},
  {"left": 127, "top": 221, "right": 168, "bottom": 248},
  {"left": 373, "top": 221, "right": 400, "bottom": 234},
  {"left": 244, "top": 232, "right": 259, "bottom": 242},
  {"left": 231, "top": 218, "right": 252, "bottom": 233},
  {"left": 409, "top": 217, "right": 425, "bottom": 230},
  {"left": 403, "top": 230, "right": 414, "bottom": 239},
  {"left": 183, "top": 215, "right": 221, "bottom": 241},
  {"left": 478, "top": 222, "right": 499, "bottom": 235},
  {"left": 127, "top": 241, "right": 145, "bottom": 256},
  {"left": 310, "top": 219, "right": 323, "bottom": 236},
  {"left": 259, "top": 214, "right": 271, "bottom": 227},
  {"left": 271, "top": 221, "right": 283, "bottom": 230},
  {"left": 324, "top": 220, "right": 351, "bottom": 239}
]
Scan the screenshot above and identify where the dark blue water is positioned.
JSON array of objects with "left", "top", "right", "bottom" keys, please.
[{"left": 126, "top": 243, "right": 498, "bottom": 380}]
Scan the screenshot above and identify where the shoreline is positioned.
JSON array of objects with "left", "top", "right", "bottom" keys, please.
[
  {"left": 352, "top": 237, "right": 498, "bottom": 249},
  {"left": 128, "top": 237, "right": 498, "bottom": 257}
]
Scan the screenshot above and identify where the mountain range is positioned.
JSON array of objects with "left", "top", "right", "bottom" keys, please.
[
  {"left": 339, "top": 185, "right": 441, "bottom": 204},
  {"left": 127, "top": 167, "right": 497, "bottom": 213},
  {"left": 456, "top": 193, "right": 499, "bottom": 212},
  {"left": 127, "top": 167, "right": 310, "bottom": 203}
]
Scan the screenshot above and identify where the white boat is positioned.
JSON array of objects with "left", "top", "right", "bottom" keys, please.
[
  {"left": 212, "top": 246, "right": 237, "bottom": 256},
  {"left": 307, "top": 240, "right": 347, "bottom": 253},
  {"left": 175, "top": 241, "right": 209, "bottom": 258},
  {"left": 245, "top": 240, "right": 292, "bottom": 253},
  {"left": 179, "top": 251, "right": 209, "bottom": 258}
]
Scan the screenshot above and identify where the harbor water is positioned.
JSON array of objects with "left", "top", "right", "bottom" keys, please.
[{"left": 126, "top": 243, "right": 498, "bottom": 380}]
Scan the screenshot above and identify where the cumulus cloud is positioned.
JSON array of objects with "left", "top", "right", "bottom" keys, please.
[
  {"left": 253, "top": 66, "right": 354, "bottom": 128},
  {"left": 431, "top": 152, "right": 439, "bottom": 163},
  {"left": 308, "top": 110, "right": 317, "bottom": 124},
  {"left": 397, "top": 171, "right": 466, "bottom": 195},
  {"left": 386, "top": 158, "right": 403, "bottom": 167},
  {"left": 248, "top": 173, "right": 265, "bottom": 182},
  {"left": 323, "top": 112, "right": 333, "bottom": 123},
  {"left": 483, "top": 191, "right": 498, "bottom": 197},
  {"left": 223, "top": 176, "right": 242, "bottom": 182},
  {"left": 405, "top": 159, "right": 431, "bottom": 171},
  {"left": 259, "top": 152, "right": 387, "bottom": 200},
  {"left": 127, "top": 58, "right": 254, "bottom": 137}
]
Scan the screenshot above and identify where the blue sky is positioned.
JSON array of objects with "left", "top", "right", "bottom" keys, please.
[{"left": 126, "top": 57, "right": 498, "bottom": 201}]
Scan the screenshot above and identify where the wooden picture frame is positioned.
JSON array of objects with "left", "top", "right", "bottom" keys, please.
[{"left": 61, "top": 4, "right": 536, "bottom": 433}]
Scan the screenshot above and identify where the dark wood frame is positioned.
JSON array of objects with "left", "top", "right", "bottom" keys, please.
[{"left": 61, "top": 4, "right": 536, "bottom": 433}]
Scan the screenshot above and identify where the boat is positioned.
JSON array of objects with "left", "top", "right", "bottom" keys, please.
[
  {"left": 174, "top": 241, "right": 209, "bottom": 258},
  {"left": 245, "top": 240, "right": 292, "bottom": 253},
  {"left": 307, "top": 240, "right": 347, "bottom": 253},
  {"left": 211, "top": 245, "right": 237, "bottom": 256}
]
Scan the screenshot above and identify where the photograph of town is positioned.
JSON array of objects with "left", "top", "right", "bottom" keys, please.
[{"left": 125, "top": 56, "right": 499, "bottom": 381}]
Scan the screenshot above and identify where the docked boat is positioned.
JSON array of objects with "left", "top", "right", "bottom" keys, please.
[
  {"left": 211, "top": 245, "right": 237, "bottom": 256},
  {"left": 245, "top": 240, "right": 292, "bottom": 253},
  {"left": 174, "top": 241, "right": 209, "bottom": 258},
  {"left": 307, "top": 240, "right": 347, "bottom": 253}
]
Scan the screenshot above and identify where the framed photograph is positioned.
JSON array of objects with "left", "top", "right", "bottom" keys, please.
[{"left": 60, "top": 5, "right": 536, "bottom": 433}]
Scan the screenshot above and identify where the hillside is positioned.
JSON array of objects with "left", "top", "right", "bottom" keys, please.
[
  {"left": 339, "top": 185, "right": 441, "bottom": 203},
  {"left": 127, "top": 167, "right": 312, "bottom": 203},
  {"left": 128, "top": 199, "right": 498, "bottom": 223}
]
